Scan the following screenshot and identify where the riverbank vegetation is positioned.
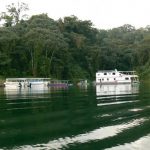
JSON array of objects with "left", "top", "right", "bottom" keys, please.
[{"left": 0, "top": 2, "right": 150, "bottom": 80}]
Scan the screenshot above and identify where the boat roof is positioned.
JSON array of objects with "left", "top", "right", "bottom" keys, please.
[
  {"left": 97, "top": 69, "right": 136, "bottom": 73},
  {"left": 97, "top": 70, "right": 116, "bottom": 72},
  {"left": 6, "top": 78, "right": 51, "bottom": 80}
]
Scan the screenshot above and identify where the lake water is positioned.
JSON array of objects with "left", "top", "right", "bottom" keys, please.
[{"left": 0, "top": 83, "right": 150, "bottom": 150}]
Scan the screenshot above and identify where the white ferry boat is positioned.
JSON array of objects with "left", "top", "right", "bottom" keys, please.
[
  {"left": 4, "top": 78, "right": 50, "bottom": 88},
  {"left": 96, "top": 69, "right": 139, "bottom": 85}
]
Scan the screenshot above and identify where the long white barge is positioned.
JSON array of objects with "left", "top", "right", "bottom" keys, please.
[
  {"left": 96, "top": 69, "right": 139, "bottom": 85},
  {"left": 4, "top": 78, "right": 69, "bottom": 89},
  {"left": 4, "top": 78, "right": 50, "bottom": 88}
]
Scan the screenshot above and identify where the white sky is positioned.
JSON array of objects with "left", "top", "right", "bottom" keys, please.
[{"left": 0, "top": 0, "right": 150, "bottom": 29}]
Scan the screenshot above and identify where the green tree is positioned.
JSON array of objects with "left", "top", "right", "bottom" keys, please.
[
  {"left": 0, "top": 27, "right": 18, "bottom": 76},
  {"left": 0, "top": 2, "right": 28, "bottom": 27},
  {"left": 24, "top": 14, "right": 68, "bottom": 77}
]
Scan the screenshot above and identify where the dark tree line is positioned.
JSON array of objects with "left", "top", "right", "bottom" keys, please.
[{"left": 0, "top": 3, "right": 150, "bottom": 80}]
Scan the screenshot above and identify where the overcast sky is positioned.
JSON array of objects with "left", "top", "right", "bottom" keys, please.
[{"left": 0, "top": 0, "right": 150, "bottom": 29}]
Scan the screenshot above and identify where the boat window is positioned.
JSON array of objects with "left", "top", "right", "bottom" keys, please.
[
  {"left": 125, "top": 77, "right": 129, "bottom": 80},
  {"left": 114, "top": 78, "right": 116, "bottom": 80},
  {"left": 102, "top": 78, "right": 104, "bottom": 81},
  {"left": 104, "top": 73, "right": 107, "bottom": 75},
  {"left": 107, "top": 78, "right": 109, "bottom": 81},
  {"left": 113, "top": 72, "right": 115, "bottom": 75}
]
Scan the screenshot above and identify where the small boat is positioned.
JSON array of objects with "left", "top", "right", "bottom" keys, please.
[
  {"left": 96, "top": 69, "right": 139, "bottom": 85},
  {"left": 77, "top": 79, "right": 88, "bottom": 86}
]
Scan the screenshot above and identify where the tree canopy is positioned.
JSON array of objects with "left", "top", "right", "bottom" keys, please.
[{"left": 0, "top": 4, "right": 150, "bottom": 79}]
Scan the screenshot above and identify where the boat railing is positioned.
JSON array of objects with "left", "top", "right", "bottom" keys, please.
[
  {"left": 47, "top": 80, "right": 69, "bottom": 87},
  {"left": 119, "top": 71, "right": 137, "bottom": 75}
]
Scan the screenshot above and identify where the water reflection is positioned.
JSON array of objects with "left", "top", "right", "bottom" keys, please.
[
  {"left": 1, "top": 83, "right": 150, "bottom": 150},
  {"left": 105, "top": 134, "right": 150, "bottom": 150},
  {"left": 12, "top": 118, "right": 146, "bottom": 150},
  {"left": 4, "top": 86, "right": 68, "bottom": 99},
  {"left": 96, "top": 84, "right": 139, "bottom": 96},
  {"left": 4, "top": 86, "right": 48, "bottom": 98}
]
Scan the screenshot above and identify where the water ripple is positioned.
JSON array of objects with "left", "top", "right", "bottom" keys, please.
[{"left": 13, "top": 118, "right": 146, "bottom": 150}]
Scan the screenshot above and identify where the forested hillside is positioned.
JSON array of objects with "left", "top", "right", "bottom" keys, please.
[{"left": 0, "top": 3, "right": 150, "bottom": 80}]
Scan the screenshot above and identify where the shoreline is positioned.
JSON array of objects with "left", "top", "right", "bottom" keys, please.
[
  {"left": 0, "top": 84, "right": 5, "bottom": 87},
  {"left": 0, "top": 80, "right": 5, "bottom": 87}
]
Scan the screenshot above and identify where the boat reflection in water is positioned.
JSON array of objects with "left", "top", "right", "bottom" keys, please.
[
  {"left": 96, "top": 84, "right": 139, "bottom": 96},
  {"left": 4, "top": 86, "right": 49, "bottom": 99},
  {"left": 96, "top": 84, "right": 139, "bottom": 107},
  {"left": 4, "top": 85, "right": 68, "bottom": 99}
]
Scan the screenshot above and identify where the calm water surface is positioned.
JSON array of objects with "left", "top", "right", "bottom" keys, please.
[{"left": 0, "top": 83, "right": 150, "bottom": 150}]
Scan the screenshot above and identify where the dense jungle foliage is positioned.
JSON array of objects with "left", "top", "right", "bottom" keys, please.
[{"left": 0, "top": 3, "right": 150, "bottom": 80}]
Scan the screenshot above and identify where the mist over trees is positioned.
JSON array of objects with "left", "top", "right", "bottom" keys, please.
[{"left": 0, "top": 2, "right": 150, "bottom": 80}]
